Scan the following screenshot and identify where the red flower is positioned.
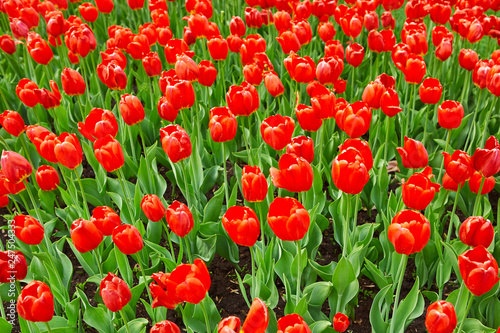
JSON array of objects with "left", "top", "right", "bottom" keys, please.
[
  {"left": 112, "top": 224, "right": 144, "bottom": 255},
  {"left": 175, "top": 54, "right": 199, "bottom": 82},
  {"left": 435, "top": 38, "right": 452, "bottom": 61},
  {"left": 0, "top": 35, "right": 16, "bottom": 54},
  {"left": 362, "top": 80, "right": 385, "bottom": 109},
  {"left": 143, "top": 52, "right": 162, "bottom": 77},
  {"left": 325, "top": 40, "right": 344, "bottom": 59},
  {"left": 209, "top": 107, "right": 237, "bottom": 143},
  {"left": 94, "top": 135, "right": 124, "bottom": 172},
  {"left": 263, "top": 71, "right": 285, "bottom": 97},
  {"left": 437, "top": 100, "right": 464, "bottom": 129},
  {"left": 380, "top": 88, "right": 402, "bottom": 117},
  {"left": 296, "top": 104, "right": 322, "bottom": 132},
  {"left": 164, "top": 78, "right": 196, "bottom": 111},
  {"left": 198, "top": 60, "right": 217, "bottom": 87},
  {"left": 388, "top": 210, "right": 430, "bottom": 255},
  {"left": 17, "top": 281, "right": 54, "bottom": 322},
  {"left": 364, "top": 11, "right": 379, "bottom": 31},
  {"left": 101, "top": 47, "right": 127, "bottom": 69},
  {"left": 267, "top": 197, "right": 310, "bottom": 241},
  {"left": 468, "top": 171, "right": 495, "bottom": 195},
  {"left": 277, "top": 314, "right": 311, "bottom": 333},
  {"left": 230, "top": 16, "right": 246, "bottom": 36},
  {"left": 419, "top": 78, "right": 442, "bottom": 104},
  {"left": 459, "top": 216, "right": 494, "bottom": 248},
  {"left": 218, "top": 316, "right": 241, "bottom": 333},
  {"left": 0, "top": 251, "right": 27, "bottom": 283},
  {"left": 100, "top": 273, "right": 131, "bottom": 312},
  {"left": 403, "top": 54, "right": 426, "bottom": 84},
  {"left": 276, "top": 31, "right": 301, "bottom": 54},
  {"left": 79, "top": 3, "right": 99, "bottom": 22},
  {"left": 284, "top": 54, "right": 316, "bottom": 83},
  {"left": 16, "top": 79, "right": 39, "bottom": 108},
  {"left": 381, "top": 12, "right": 395, "bottom": 29},
  {"left": 61, "top": 68, "right": 86, "bottom": 96},
  {"left": 78, "top": 108, "right": 118, "bottom": 142},
  {"left": 333, "top": 312, "right": 349, "bottom": 332},
  {"left": 316, "top": 56, "right": 344, "bottom": 85},
  {"left": 339, "top": 139, "right": 373, "bottom": 170},
  {"left": 71, "top": 219, "right": 103, "bottom": 253},
  {"left": 151, "top": 321, "right": 181, "bottom": 333},
  {"left": 0, "top": 110, "right": 25, "bottom": 137},
  {"left": 459, "top": 49, "right": 479, "bottom": 71},
  {"left": 207, "top": 37, "right": 228, "bottom": 61},
  {"left": 472, "top": 136, "right": 500, "bottom": 178},
  {"left": 95, "top": 0, "right": 114, "bottom": 13},
  {"left": 1, "top": 151, "right": 31, "bottom": 185},
  {"left": 340, "top": 10, "right": 362, "bottom": 38},
  {"left": 402, "top": 167, "right": 440, "bottom": 211},
  {"left": 487, "top": 65, "right": 500, "bottom": 97},
  {"left": 141, "top": 194, "right": 166, "bottom": 222},
  {"left": 339, "top": 101, "right": 371, "bottom": 138},
  {"left": 270, "top": 153, "right": 313, "bottom": 193},
  {"left": 54, "top": 133, "right": 83, "bottom": 169},
  {"left": 332, "top": 147, "right": 370, "bottom": 194},
  {"left": 97, "top": 61, "right": 127, "bottom": 90},
  {"left": 425, "top": 301, "right": 457, "bottom": 333},
  {"left": 119, "top": 94, "right": 145, "bottom": 126},
  {"left": 65, "top": 24, "right": 97, "bottom": 58},
  {"left": 35, "top": 165, "right": 59, "bottom": 191},
  {"left": 345, "top": 42, "right": 365, "bottom": 67},
  {"left": 91, "top": 206, "right": 121, "bottom": 236},
  {"left": 35, "top": 80, "right": 61, "bottom": 110},
  {"left": 261, "top": 115, "right": 295, "bottom": 150},
  {"left": 368, "top": 30, "right": 384, "bottom": 53},
  {"left": 166, "top": 201, "right": 194, "bottom": 237},
  {"left": 12, "top": 215, "right": 44, "bottom": 245},
  {"left": 160, "top": 125, "right": 192, "bottom": 163},
  {"left": 391, "top": 43, "right": 411, "bottom": 70},
  {"left": 473, "top": 59, "right": 494, "bottom": 89},
  {"left": 458, "top": 246, "right": 499, "bottom": 296},
  {"left": 226, "top": 82, "right": 260, "bottom": 116},
  {"left": 396, "top": 137, "right": 428, "bottom": 169},
  {"left": 243, "top": 63, "right": 263, "bottom": 86},
  {"left": 245, "top": 7, "right": 263, "bottom": 29},
  {"left": 318, "top": 21, "right": 335, "bottom": 42},
  {"left": 241, "top": 298, "right": 269, "bottom": 333},
  {"left": 127, "top": 0, "right": 144, "bottom": 10},
  {"left": 222, "top": 206, "right": 260, "bottom": 247},
  {"left": 27, "top": 32, "right": 53, "bottom": 65},
  {"left": 241, "top": 165, "right": 268, "bottom": 203},
  {"left": 287, "top": 136, "right": 314, "bottom": 164},
  {"left": 164, "top": 39, "right": 193, "bottom": 65},
  {"left": 442, "top": 150, "right": 474, "bottom": 184}
]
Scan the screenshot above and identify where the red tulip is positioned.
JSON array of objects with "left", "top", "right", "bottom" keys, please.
[
  {"left": 139, "top": 23, "right": 157, "bottom": 46},
  {"left": 263, "top": 71, "right": 285, "bottom": 97},
  {"left": 270, "top": 153, "right": 313, "bottom": 193},
  {"left": 79, "top": 3, "right": 99, "bottom": 22},
  {"left": 222, "top": 206, "right": 260, "bottom": 247},
  {"left": 65, "top": 24, "right": 97, "bottom": 58},
  {"left": 316, "top": 56, "right": 344, "bottom": 85},
  {"left": 142, "top": 52, "right": 162, "bottom": 77},
  {"left": 207, "top": 37, "right": 228, "bottom": 61},
  {"left": 339, "top": 101, "right": 371, "bottom": 139},
  {"left": 241, "top": 165, "right": 268, "bottom": 203},
  {"left": 151, "top": 320, "right": 181, "bottom": 333},
  {"left": 472, "top": 136, "right": 500, "bottom": 178},
  {"left": 175, "top": 54, "right": 199, "bottom": 82},
  {"left": 403, "top": 54, "right": 426, "bottom": 84},
  {"left": 164, "top": 78, "right": 196, "bottom": 111},
  {"left": 419, "top": 78, "right": 442, "bottom": 104},
  {"left": 277, "top": 314, "right": 311, "bottom": 333},
  {"left": 388, "top": 210, "right": 430, "bottom": 255},
  {"left": 368, "top": 30, "right": 384, "bottom": 53},
  {"left": 27, "top": 32, "right": 53, "bottom": 65},
  {"left": 339, "top": 139, "right": 373, "bottom": 170},
  {"left": 468, "top": 171, "right": 495, "bottom": 195},
  {"left": 364, "top": 11, "right": 379, "bottom": 31},
  {"left": 241, "top": 298, "right": 269, "bottom": 333},
  {"left": 340, "top": 10, "right": 362, "bottom": 38},
  {"left": 287, "top": 136, "right": 314, "bottom": 164},
  {"left": 95, "top": 0, "right": 114, "bottom": 13},
  {"left": 325, "top": 40, "right": 344, "bottom": 59},
  {"left": 442, "top": 150, "right": 474, "bottom": 184},
  {"left": 442, "top": 172, "right": 460, "bottom": 192},
  {"left": 97, "top": 61, "right": 127, "bottom": 90},
  {"left": 54, "top": 133, "right": 83, "bottom": 170},
  {"left": 78, "top": 108, "right": 119, "bottom": 142},
  {"left": 402, "top": 167, "right": 440, "bottom": 211},
  {"left": 296, "top": 104, "right": 322, "bottom": 132},
  {"left": 396, "top": 137, "right": 429, "bottom": 169},
  {"left": 185, "top": 0, "right": 213, "bottom": 18},
  {"left": 276, "top": 31, "right": 301, "bottom": 54},
  {"left": 0, "top": 251, "right": 27, "bottom": 283},
  {"left": 160, "top": 125, "right": 192, "bottom": 163},
  {"left": 61, "top": 68, "right": 86, "bottom": 96},
  {"left": 100, "top": 272, "right": 131, "bottom": 312},
  {"left": 487, "top": 65, "right": 500, "bottom": 97},
  {"left": 119, "top": 94, "right": 145, "bottom": 126},
  {"left": 333, "top": 312, "right": 349, "bottom": 332},
  {"left": 473, "top": 59, "right": 494, "bottom": 89},
  {"left": 0, "top": 35, "right": 16, "bottom": 54},
  {"left": 362, "top": 80, "right": 385, "bottom": 109},
  {"left": 318, "top": 21, "right": 335, "bottom": 42},
  {"left": 71, "top": 219, "right": 103, "bottom": 253},
  {"left": 268, "top": 197, "right": 310, "bottom": 241},
  {"left": 94, "top": 135, "right": 125, "bottom": 173},
  {"left": 226, "top": 81, "right": 260, "bottom": 116},
  {"left": 459, "top": 216, "right": 494, "bottom": 248},
  {"left": 12, "top": 215, "right": 44, "bottom": 245},
  {"left": 17, "top": 281, "right": 54, "bottom": 322},
  {"left": 284, "top": 54, "right": 316, "bottom": 83},
  {"left": 243, "top": 63, "right": 263, "bottom": 86},
  {"left": 35, "top": 165, "right": 59, "bottom": 191},
  {"left": 166, "top": 201, "right": 193, "bottom": 237},
  {"left": 1, "top": 151, "right": 32, "bottom": 185},
  {"left": 381, "top": 12, "right": 395, "bottom": 29},
  {"left": 112, "top": 224, "right": 143, "bottom": 255},
  {"left": 332, "top": 147, "right": 370, "bottom": 194},
  {"left": 261, "top": 115, "right": 295, "bottom": 150},
  {"left": 16, "top": 79, "right": 39, "bottom": 108},
  {"left": 240, "top": 34, "right": 266, "bottom": 65},
  {"left": 230, "top": 16, "right": 246, "bottom": 36},
  {"left": 0, "top": 110, "right": 25, "bottom": 137},
  {"left": 209, "top": 107, "right": 237, "bottom": 143},
  {"left": 425, "top": 301, "right": 457, "bottom": 333},
  {"left": 311, "top": 90, "right": 336, "bottom": 119},
  {"left": 26, "top": 126, "right": 58, "bottom": 164},
  {"left": 35, "top": 80, "right": 61, "bottom": 110},
  {"left": 437, "top": 100, "right": 464, "bottom": 129},
  {"left": 380, "top": 88, "right": 402, "bottom": 117},
  {"left": 141, "top": 194, "right": 166, "bottom": 222},
  {"left": 345, "top": 42, "right": 364, "bottom": 68},
  {"left": 391, "top": 43, "right": 411, "bottom": 70},
  {"left": 459, "top": 49, "right": 479, "bottom": 71},
  {"left": 101, "top": 48, "right": 127, "bottom": 69},
  {"left": 91, "top": 206, "right": 121, "bottom": 236},
  {"left": 198, "top": 60, "right": 218, "bottom": 87},
  {"left": 9, "top": 18, "right": 29, "bottom": 40},
  {"left": 458, "top": 246, "right": 499, "bottom": 296},
  {"left": 218, "top": 316, "right": 241, "bottom": 333}
]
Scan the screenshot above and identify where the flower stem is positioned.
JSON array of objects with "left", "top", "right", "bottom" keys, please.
[
  {"left": 384, "top": 115, "right": 391, "bottom": 163},
  {"left": 133, "top": 253, "right": 153, "bottom": 303},
  {"left": 446, "top": 184, "right": 462, "bottom": 244},
  {"left": 22, "top": 180, "right": 42, "bottom": 222},
  {"left": 472, "top": 176, "right": 485, "bottom": 216},
  {"left": 161, "top": 219, "right": 176, "bottom": 260},
  {"left": 389, "top": 254, "right": 408, "bottom": 333},
  {"left": 44, "top": 322, "right": 53, "bottom": 333},
  {"left": 74, "top": 169, "right": 90, "bottom": 220},
  {"left": 93, "top": 249, "right": 104, "bottom": 279},
  {"left": 342, "top": 193, "right": 351, "bottom": 257},
  {"left": 296, "top": 240, "right": 302, "bottom": 301},
  {"left": 437, "top": 129, "right": 451, "bottom": 183},
  {"left": 222, "top": 142, "right": 230, "bottom": 209},
  {"left": 456, "top": 290, "right": 473, "bottom": 333},
  {"left": 119, "top": 309, "right": 131, "bottom": 333},
  {"left": 200, "top": 296, "right": 212, "bottom": 333}
]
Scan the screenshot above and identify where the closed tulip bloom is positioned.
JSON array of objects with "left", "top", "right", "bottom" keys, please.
[
  {"left": 268, "top": 197, "right": 310, "bottom": 241},
  {"left": 71, "top": 219, "right": 103, "bottom": 253},
  {"left": 419, "top": 78, "right": 442, "bottom": 104},
  {"left": 0, "top": 110, "right": 25, "bottom": 137},
  {"left": 222, "top": 206, "right": 260, "bottom": 247},
  {"left": 270, "top": 153, "right": 313, "bottom": 193},
  {"left": 284, "top": 54, "right": 316, "bottom": 83},
  {"left": 164, "top": 78, "right": 196, "bottom": 111},
  {"left": 226, "top": 82, "right": 260, "bottom": 116},
  {"left": 17, "top": 281, "right": 54, "bottom": 322},
  {"left": 487, "top": 65, "right": 500, "bottom": 97},
  {"left": 340, "top": 11, "right": 362, "bottom": 38},
  {"left": 325, "top": 40, "right": 344, "bottom": 59},
  {"left": 10, "top": 18, "right": 29, "bottom": 40},
  {"left": 175, "top": 54, "right": 199, "bottom": 82},
  {"left": 61, "top": 68, "right": 86, "bottom": 96},
  {"left": 27, "top": 32, "right": 53, "bottom": 65},
  {"left": 79, "top": 3, "right": 99, "bottom": 22},
  {"left": 91, "top": 206, "right": 121, "bottom": 236},
  {"left": 101, "top": 48, "right": 127, "bottom": 69},
  {"left": 472, "top": 135, "right": 500, "bottom": 178},
  {"left": 333, "top": 313, "right": 349, "bottom": 332},
  {"left": 164, "top": 39, "right": 194, "bottom": 65},
  {"left": 157, "top": 95, "right": 179, "bottom": 122},
  {"left": 391, "top": 43, "right": 411, "bottom": 70},
  {"left": 345, "top": 42, "right": 364, "bottom": 67},
  {"left": 94, "top": 135, "right": 125, "bottom": 172},
  {"left": 442, "top": 150, "right": 474, "bottom": 184},
  {"left": 339, "top": 139, "right": 373, "bottom": 170},
  {"left": 151, "top": 320, "right": 181, "bottom": 333},
  {"left": 318, "top": 21, "right": 335, "bottom": 42},
  {"left": 368, "top": 30, "right": 385, "bottom": 53},
  {"left": 209, "top": 107, "right": 237, "bottom": 142},
  {"left": 459, "top": 49, "right": 479, "bottom": 71},
  {"left": 332, "top": 147, "right": 370, "bottom": 194},
  {"left": 230, "top": 16, "right": 246, "bottom": 36},
  {"left": 0, "top": 170, "right": 25, "bottom": 196},
  {"left": 241, "top": 165, "right": 268, "bottom": 203},
  {"left": 340, "top": 101, "right": 371, "bottom": 139},
  {"left": 287, "top": 136, "right": 314, "bottom": 164},
  {"left": 425, "top": 301, "right": 457, "bottom": 333},
  {"left": 334, "top": 79, "right": 347, "bottom": 94},
  {"left": 12, "top": 215, "right": 44, "bottom": 245},
  {"left": 403, "top": 54, "right": 426, "bottom": 84},
  {"left": 311, "top": 90, "right": 336, "bottom": 119},
  {"left": 388, "top": 210, "right": 430, "bottom": 255},
  {"left": 243, "top": 63, "right": 263, "bottom": 86},
  {"left": 435, "top": 38, "right": 452, "bottom": 61},
  {"left": 276, "top": 31, "right": 301, "bottom": 54},
  {"left": 473, "top": 59, "right": 494, "bottom": 89},
  {"left": 362, "top": 80, "right": 385, "bottom": 109},
  {"left": 96, "top": 0, "right": 114, "bottom": 13},
  {"left": 381, "top": 30, "right": 396, "bottom": 52},
  {"left": 100, "top": 273, "right": 131, "bottom": 312},
  {"left": 78, "top": 108, "right": 119, "bottom": 142},
  {"left": 381, "top": 12, "right": 395, "bottom": 29},
  {"left": 0, "top": 35, "right": 16, "bottom": 54},
  {"left": 112, "top": 224, "right": 143, "bottom": 255},
  {"left": 380, "top": 88, "right": 402, "bottom": 117},
  {"left": 54, "top": 133, "right": 83, "bottom": 169},
  {"left": 119, "top": 94, "right": 145, "bottom": 126},
  {"left": 261, "top": 115, "right": 295, "bottom": 150},
  {"left": 316, "top": 56, "right": 344, "bottom": 85},
  {"left": 296, "top": 104, "right": 322, "bottom": 132},
  {"left": 97, "top": 61, "right": 127, "bottom": 90},
  {"left": 277, "top": 314, "right": 311, "bottom": 333},
  {"left": 166, "top": 201, "right": 193, "bottom": 237},
  {"left": 458, "top": 246, "right": 499, "bottom": 296},
  {"left": 437, "top": 100, "right": 464, "bottom": 129},
  {"left": 227, "top": 34, "right": 243, "bottom": 53},
  {"left": 150, "top": 272, "right": 182, "bottom": 309},
  {"left": 207, "top": 37, "right": 228, "bottom": 61},
  {"left": 198, "top": 60, "right": 217, "bottom": 87},
  {"left": 0, "top": 251, "right": 27, "bottom": 283},
  {"left": 160, "top": 125, "right": 192, "bottom": 163},
  {"left": 402, "top": 167, "right": 440, "bottom": 210},
  {"left": 431, "top": 26, "right": 453, "bottom": 48},
  {"left": 16, "top": 79, "right": 39, "bottom": 108},
  {"left": 241, "top": 298, "right": 269, "bottom": 333},
  {"left": 264, "top": 71, "right": 285, "bottom": 97},
  {"left": 218, "top": 316, "right": 241, "bottom": 333},
  {"left": 143, "top": 52, "right": 162, "bottom": 77},
  {"left": 141, "top": 194, "right": 166, "bottom": 222},
  {"left": 468, "top": 172, "right": 495, "bottom": 195},
  {"left": 35, "top": 80, "right": 61, "bottom": 110},
  {"left": 396, "top": 137, "right": 428, "bottom": 169},
  {"left": 35, "top": 165, "right": 59, "bottom": 191},
  {"left": 459, "top": 216, "right": 494, "bottom": 248},
  {"left": 1, "top": 151, "right": 31, "bottom": 185}
]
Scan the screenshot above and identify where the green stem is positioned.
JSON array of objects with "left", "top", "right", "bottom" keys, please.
[
  {"left": 296, "top": 240, "right": 302, "bottom": 300},
  {"left": 342, "top": 193, "right": 351, "bottom": 257},
  {"left": 241, "top": 117, "right": 252, "bottom": 165},
  {"left": 250, "top": 245, "right": 256, "bottom": 298},
  {"left": 464, "top": 89, "right": 483, "bottom": 154},
  {"left": 127, "top": 125, "right": 137, "bottom": 162},
  {"left": 389, "top": 254, "right": 408, "bottom": 333},
  {"left": 93, "top": 249, "right": 104, "bottom": 279},
  {"left": 422, "top": 105, "right": 430, "bottom": 145},
  {"left": 119, "top": 309, "right": 131, "bottom": 333},
  {"left": 218, "top": 61, "right": 226, "bottom": 102},
  {"left": 456, "top": 291, "right": 473, "bottom": 333},
  {"left": 351, "top": 66, "right": 355, "bottom": 102},
  {"left": 384, "top": 115, "right": 391, "bottom": 163},
  {"left": 222, "top": 142, "right": 230, "bottom": 208},
  {"left": 44, "top": 322, "right": 53, "bottom": 333},
  {"left": 445, "top": 185, "right": 462, "bottom": 244},
  {"left": 0, "top": 135, "right": 10, "bottom": 150},
  {"left": 161, "top": 219, "right": 176, "bottom": 260},
  {"left": 437, "top": 129, "right": 452, "bottom": 183},
  {"left": 0, "top": 292, "right": 6, "bottom": 318},
  {"left": 183, "top": 237, "right": 193, "bottom": 263},
  {"left": 405, "top": 84, "right": 415, "bottom": 139},
  {"left": 20, "top": 136, "right": 35, "bottom": 179},
  {"left": 74, "top": 169, "right": 90, "bottom": 220},
  {"left": 23, "top": 180, "right": 42, "bottom": 222},
  {"left": 181, "top": 159, "right": 191, "bottom": 208},
  {"left": 257, "top": 201, "right": 266, "bottom": 257},
  {"left": 479, "top": 98, "right": 495, "bottom": 147},
  {"left": 10, "top": 194, "right": 22, "bottom": 214},
  {"left": 200, "top": 297, "right": 212, "bottom": 333},
  {"left": 134, "top": 253, "right": 153, "bottom": 303},
  {"left": 472, "top": 176, "right": 485, "bottom": 216}
]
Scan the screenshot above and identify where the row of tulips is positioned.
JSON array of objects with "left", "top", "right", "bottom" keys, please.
[{"left": 1, "top": 0, "right": 500, "bottom": 332}]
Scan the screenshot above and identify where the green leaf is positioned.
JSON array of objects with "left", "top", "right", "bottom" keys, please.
[
  {"left": 115, "top": 247, "right": 133, "bottom": 286},
  {"left": 0, "top": 318, "right": 12, "bottom": 333},
  {"left": 203, "top": 185, "right": 224, "bottom": 223},
  {"left": 369, "top": 285, "right": 392, "bottom": 333},
  {"left": 117, "top": 318, "right": 148, "bottom": 333},
  {"left": 77, "top": 289, "right": 114, "bottom": 333},
  {"left": 332, "top": 257, "right": 356, "bottom": 296},
  {"left": 393, "top": 277, "right": 423, "bottom": 333}
]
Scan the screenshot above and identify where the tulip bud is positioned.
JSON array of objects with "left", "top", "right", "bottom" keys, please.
[
  {"left": 459, "top": 216, "right": 494, "bottom": 248},
  {"left": 112, "top": 224, "right": 144, "bottom": 255},
  {"left": 71, "top": 219, "right": 104, "bottom": 253},
  {"left": 35, "top": 165, "right": 60, "bottom": 191},
  {"left": 100, "top": 273, "right": 132, "bottom": 312}
]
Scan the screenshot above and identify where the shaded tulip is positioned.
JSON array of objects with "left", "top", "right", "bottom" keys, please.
[
  {"left": 226, "top": 81, "right": 260, "bottom": 116},
  {"left": 442, "top": 150, "right": 474, "bottom": 184},
  {"left": 61, "top": 68, "right": 86, "bottom": 96},
  {"left": 443, "top": 172, "right": 460, "bottom": 192},
  {"left": 345, "top": 43, "right": 365, "bottom": 67},
  {"left": 1, "top": 151, "right": 31, "bottom": 185},
  {"left": 287, "top": 136, "right": 314, "bottom": 164},
  {"left": 207, "top": 37, "right": 228, "bottom": 61},
  {"left": 270, "top": 153, "right": 313, "bottom": 193},
  {"left": 332, "top": 147, "right": 370, "bottom": 194},
  {"left": 209, "top": 107, "right": 237, "bottom": 143},
  {"left": 268, "top": 197, "right": 310, "bottom": 241},
  {"left": 16, "top": 79, "right": 39, "bottom": 108},
  {"left": 112, "top": 224, "right": 143, "bottom": 255},
  {"left": 261, "top": 115, "right": 295, "bottom": 150},
  {"left": 468, "top": 172, "right": 495, "bottom": 195},
  {"left": 151, "top": 320, "right": 181, "bottom": 333},
  {"left": 0, "top": 35, "right": 16, "bottom": 54},
  {"left": 160, "top": 125, "right": 192, "bottom": 163},
  {"left": 218, "top": 316, "right": 241, "bottom": 333},
  {"left": 119, "top": 94, "right": 145, "bottom": 126},
  {"left": 296, "top": 104, "right": 322, "bottom": 132},
  {"left": 26, "top": 127, "right": 58, "bottom": 164},
  {"left": 94, "top": 135, "right": 124, "bottom": 172},
  {"left": 230, "top": 16, "right": 246, "bottom": 36},
  {"left": 339, "top": 139, "right": 373, "bottom": 170},
  {"left": 459, "top": 49, "right": 479, "bottom": 71},
  {"left": 241, "top": 298, "right": 269, "bottom": 333},
  {"left": 340, "top": 101, "right": 371, "bottom": 138},
  {"left": 435, "top": 38, "right": 452, "bottom": 61},
  {"left": 403, "top": 54, "right": 426, "bottom": 84},
  {"left": 311, "top": 90, "right": 336, "bottom": 119},
  {"left": 419, "top": 78, "right": 442, "bottom": 104},
  {"left": 472, "top": 136, "right": 500, "bottom": 178},
  {"left": 143, "top": 52, "right": 162, "bottom": 77},
  {"left": 241, "top": 165, "right": 268, "bottom": 203},
  {"left": 35, "top": 81, "right": 61, "bottom": 110},
  {"left": 54, "top": 133, "right": 83, "bottom": 169},
  {"left": 0, "top": 251, "right": 27, "bottom": 283},
  {"left": 100, "top": 273, "right": 131, "bottom": 312},
  {"left": 222, "top": 206, "right": 260, "bottom": 247},
  {"left": 333, "top": 313, "right": 349, "bottom": 332},
  {"left": 198, "top": 60, "right": 218, "bottom": 87},
  {"left": 277, "top": 314, "right": 311, "bottom": 333},
  {"left": 227, "top": 34, "right": 243, "bottom": 53},
  {"left": 264, "top": 71, "right": 285, "bottom": 97},
  {"left": 459, "top": 216, "right": 494, "bottom": 248},
  {"left": 141, "top": 194, "right": 166, "bottom": 222},
  {"left": 396, "top": 137, "right": 428, "bottom": 169},
  {"left": 425, "top": 301, "right": 457, "bottom": 333},
  {"left": 487, "top": 65, "right": 500, "bottom": 97},
  {"left": 402, "top": 167, "right": 440, "bottom": 210},
  {"left": 71, "top": 219, "right": 103, "bottom": 253},
  {"left": 316, "top": 56, "right": 344, "bottom": 85},
  {"left": 458, "top": 245, "right": 499, "bottom": 296},
  {"left": 78, "top": 108, "right": 119, "bottom": 142},
  {"left": 17, "top": 281, "right": 54, "bottom": 322},
  {"left": 437, "top": 101, "right": 464, "bottom": 129},
  {"left": 166, "top": 201, "right": 193, "bottom": 237},
  {"left": 35, "top": 165, "right": 59, "bottom": 191},
  {"left": 276, "top": 31, "right": 301, "bottom": 54},
  {"left": 0, "top": 110, "right": 25, "bottom": 137},
  {"left": 12, "top": 215, "right": 44, "bottom": 245},
  {"left": 391, "top": 43, "right": 411, "bottom": 70},
  {"left": 0, "top": 170, "right": 25, "bottom": 196},
  {"left": 284, "top": 54, "right": 316, "bottom": 83},
  {"left": 380, "top": 88, "right": 402, "bottom": 117},
  {"left": 91, "top": 206, "right": 121, "bottom": 236},
  {"left": 333, "top": 79, "right": 347, "bottom": 94},
  {"left": 97, "top": 61, "right": 127, "bottom": 90},
  {"left": 473, "top": 59, "right": 494, "bottom": 89},
  {"left": 388, "top": 210, "right": 431, "bottom": 255}
]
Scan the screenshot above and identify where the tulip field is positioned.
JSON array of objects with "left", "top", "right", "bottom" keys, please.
[{"left": 1, "top": 0, "right": 500, "bottom": 331}]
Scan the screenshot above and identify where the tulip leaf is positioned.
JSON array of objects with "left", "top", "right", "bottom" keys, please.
[
  {"left": 332, "top": 257, "right": 356, "bottom": 297},
  {"left": 115, "top": 246, "right": 133, "bottom": 286},
  {"left": 460, "top": 318, "right": 497, "bottom": 333},
  {"left": 369, "top": 284, "right": 392, "bottom": 333},
  {"left": 308, "top": 259, "right": 337, "bottom": 282},
  {"left": 203, "top": 184, "right": 224, "bottom": 223},
  {"left": 77, "top": 289, "right": 114, "bottom": 333},
  {"left": 117, "top": 318, "right": 148, "bottom": 333},
  {"left": 0, "top": 318, "right": 12, "bottom": 333},
  {"left": 310, "top": 321, "right": 334, "bottom": 333},
  {"left": 363, "top": 258, "right": 389, "bottom": 290},
  {"left": 393, "top": 277, "right": 424, "bottom": 333},
  {"left": 304, "top": 282, "right": 333, "bottom": 307}
]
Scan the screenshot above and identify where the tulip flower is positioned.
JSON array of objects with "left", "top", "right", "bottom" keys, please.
[
  {"left": 442, "top": 150, "right": 474, "bottom": 184},
  {"left": 226, "top": 82, "right": 260, "bottom": 117},
  {"left": 97, "top": 61, "right": 127, "bottom": 91},
  {"left": 425, "top": 301, "right": 457, "bottom": 333},
  {"left": 240, "top": 34, "right": 266, "bottom": 65},
  {"left": 333, "top": 312, "right": 349, "bottom": 332},
  {"left": 0, "top": 251, "right": 27, "bottom": 283},
  {"left": 277, "top": 314, "right": 311, "bottom": 333},
  {"left": 468, "top": 171, "right": 495, "bottom": 195},
  {"left": 160, "top": 125, "right": 192, "bottom": 163},
  {"left": 141, "top": 194, "right": 166, "bottom": 222},
  {"left": 388, "top": 210, "right": 430, "bottom": 255},
  {"left": 79, "top": 3, "right": 99, "bottom": 22},
  {"left": 100, "top": 273, "right": 132, "bottom": 312},
  {"left": 65, "top": 24, "right": 97, "bottom": 58},
  {"left": 218, "top": 316, "right": 241, "bottom": 333},
  {"left": 459, "top": 49, "right": 479, "bottom": 71},
  {"left": 362, "top": 80, "right": 385, "bottom": 109},
  {"left": 16, "top": 79, "right": 39, "bottom": 108},
  {"left": 35, "top": 165, "right": 59, "bottom": 191},
  {"left": 27, "top": 32, "right": 53, "bottom": 65},
  {"left": 25, "top": 126, "right": 58, "bottom": 163},
  {"left": 207, "top": 37, "right": 229, "bottom": 61},
  {"left": 419, "top": 78, "right": 443, "bottom": 104},
  {"left": 316, "top": 56, "right": 344, "bottom": 86},
  {"left": 472, "top": 136, "right": 500, "bottom": 178},
  {"left": 296, "top": 104, "right": 322, "bottom": 132},
  {"left": 403, "top": 54, "right": 426, "bottom": 84},
  {"left": 339, "top": 139, "right": 373, "bottom": 170},
  {"left": 396, "top": 137, "right": 428, "bottom": 169},
  {"left": 151, "top": 321, "right": 181, "bottom": 333},
  {"left": 91, "top": 206, "right": 121, "bottom": 236},
  {"left": 276, "top": 31, "right": 301, "bottom": 54},
  {"left": 17, "top": 281, "right": 54, "bottom": 322},
  {"left": 261, "top": 115, "right": 295, "bottom": 151},
  {"left": 175, "top": 54, "right": 199, "bottom": 82},
  {"left": 0, "top": 170, "right": 26, "bottom": 196},
  {"left": 198, "top": 60, "right": 218, "bottom": 87},
  {"left": 94, "top": 135, "right": 125, "bottom": 172},
  {"left": 487, "top": 65, "right": 500, "bottom": 97},
  {"left": 402, "top": 167, "right": 440, "bottom": 211},
  {"left": 270, "top": 153, "right": 314, "bottom": 193},
  {"left": 243, "top": 63, "right": 263, "bottom": 86},
  {"left": 166, "top": 201, "right": 194, "bottom": 237},
  {"left": 458, "top": 246, "right": 499, "bottom": 296},
  {"left": 284, "top": 54, "right": 316, "bottom": 83},
  {"left": 143, "top": 52, "right": 162, "bottom": 77},
  {"left": 437, "top": 101, "right": 464, "bottom": 129},
  {"left": 230, "top": 16, "right": 246, "bottom": 35},
  {"left": 1, "top": 151, "right": 32, "bottom": 185},
  {"left": 95, "top": 0, "right": 114, "bottom": 12},
  {"left": 61, "top": 68, "right": 86, "bottom": 96},
  {"left": 112, "top": 224, "right": 144, "bottom": 255},
  {"left": 241, "top": 165, "right": 268, "bottom": 203},
  {"left": 163, "top": 78, "right": 196, "bottom": 113},
  {"left": 318, "top": 21, "right": 335, "bottom": 42},
  {"left": 241, "top": 298, "right": 269, "bottom": 333},
  {"left": 12, "top": 215, "right": 44, "bottom": 245},
  {"left": 442, "top": 173, "right": 460, "bottom": 192},
  {"left": 459, "top": 216, "right": 494, "bottom": 248},
  {"left": 0, "top": 111, "right": 24, "bottom": 138},
  {"left": 0, "top": 35, "right": 16, "bottom": 54},
  {"left": 380, "top": 88, "right": 402, "bottom": 117},
  {"left": 325, "top": 40, "right": 344, "bottom": 59},
  {"left": 222, "top": 206, "right": 260, "bottom": 247},
  {"left": 164, "top": 39, "right": 193, "bottom": 65},
  {"left": 287, "top": 136, "right": 314, "bottom": 164},
  {"left": 268, "top": 197, "right": 310, "bottom": 242},
  {"left": 209, "top": 107, "right": 237, "bottom": 143},
  {"left": 71, "top": 219, "right": 104, "bottom": 253},
  {"left": 473, "top": 60, "right": 494, "bottom": 89},
  {"left": 78, "top": 108, "right": 119, "bottom": 142},
  {"left": 332, "top": 147, "right": 370, "bottom": 194},
  {"left": 263, "top": 71, "right": 285, "bottom": 97},
  {"left": 119, "top": 94, "right": 145, "bottom": 126},
  {"left": 345, "top": 42, "right": 364, "bottom": 67},
  {"left": 339, "top": 101, "right": 372, "bottom": 139}
]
